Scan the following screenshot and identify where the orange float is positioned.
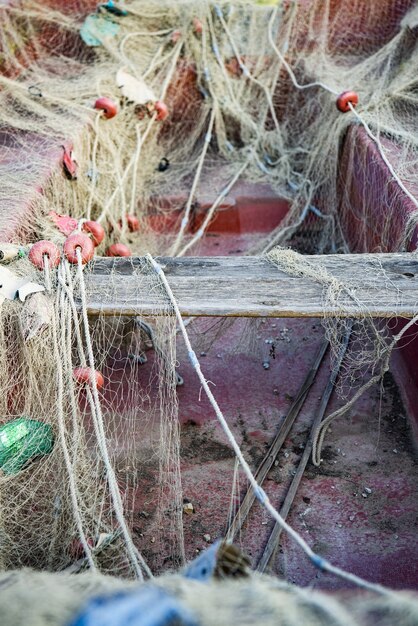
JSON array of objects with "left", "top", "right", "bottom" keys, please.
[
  {"left": 94, "top": 97, "right": 118, "bottom": 119},
  {"left": 154, "top": 101, "right": 169, "bottom": 121},
  {"left": 336, "top": 91, "right": 359, "bottom": 113},
  {"left": 29, "top": 240, "right": 61, "bottom": 270},
  {"left": 82, "top": 220, "right": 105, "bottom": 246},
  {"left": 73, "top": 367, "right": 104, "bottom": 389},
  {"left": 106, "top": 243, "right": 132, "bottom": 257},
  {"left": 64, "top": 233, "right": 95, "bottom": 264}
]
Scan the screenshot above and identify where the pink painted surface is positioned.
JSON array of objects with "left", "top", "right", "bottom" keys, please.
[
  {"left": 338, "top": 124, "right": 418, "bottom": 436},
  {"left": 338, "top": 125, "right": 418, "bottom": 253}
]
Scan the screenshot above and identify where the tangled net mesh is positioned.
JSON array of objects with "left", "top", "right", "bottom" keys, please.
[{"left": 0, "top": 0, "right": 416, "bottom": 596}]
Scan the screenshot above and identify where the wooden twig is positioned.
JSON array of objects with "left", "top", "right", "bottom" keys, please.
[
  {"left": 256, "top": 325, "right": 353, "bottom": 572},
  {"left": 226, "top": 338, "right": 329, "bottom": 540}
]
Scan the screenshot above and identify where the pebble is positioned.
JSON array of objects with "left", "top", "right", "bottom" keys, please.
[
  {"left": 361, "top": 493, "right": 368, "bottom": 498},
  {"left": 274, "top": 460, "right": 279, "bottom": 466},
  {"left": 200, "top": 351, "right": 207, "bottom": 357},
  {"left": 284, "top": 451, "right": 289, "bottom": 458},
  {"left": 364, "top": 487, "right": 372, "bottom": 494},
  {"left": 263, "top": 361, "right": 270, "bottom": 370},
  {"left": 203, "top": 534, "right": 211, "bottom": 542},
  {"left": 183, "top": 502, "right": 194, "bottom": 515},
  {"left": 273, "top": 388, "right": 279, "bottom": 395},
  {"left": 393, "top": 449, "right": 398, "bottom": 454},
  {"left": 216, "top": 354, "right": 222, "bottom": 358},
  {"left": 337, "top": 523, "right": 342, "bottom": 528},
  {"left": 349, "top": 515, "right": 355, "bottom": 521}
]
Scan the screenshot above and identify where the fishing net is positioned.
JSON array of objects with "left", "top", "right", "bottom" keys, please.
[
  {"left": 1, "top": 568, "right": 418, "bottom": 626},
  {"left": 0, "top": 0, "right": 417, "bottom": 590}
]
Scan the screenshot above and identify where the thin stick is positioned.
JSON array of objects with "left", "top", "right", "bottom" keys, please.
[
  {"left": 257, "top": 323, "right": 353, "bottom": 572},
  {"left": 226, "top": 338, "right": 329, "bottom": 540}
]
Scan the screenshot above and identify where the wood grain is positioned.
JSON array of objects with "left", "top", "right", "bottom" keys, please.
[{"left": 83, "top": 254, "right": 418, "bottom": 318}]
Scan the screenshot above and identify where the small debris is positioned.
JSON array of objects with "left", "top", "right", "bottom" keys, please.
[
  {"left": 364, "top": 487, "right": 372, "bottom": 494},
  {"left": 216, "top": 354, "right": 222, "bottom": 358},
  {"left": 361, "top": 493, "right": 368, "bottom": 498},
  {"left": 284, "top": 451, "right": 289, "bottom": 458},
  {"left": 183, "top": 502, "right": 194, "bottom": 515},
  {"left": 203, "top": 534, "right": 211, "bottom": 542},
  {"left": 151, "top": 537, "right": 155, "bottom": 543},
  {"left": 337, "top": 523, "right": 342, "bottom": 528},
  {"left": 349, "top": 515, "right": 355, "bottom": 521},
  {"left": 262, "top": 361, "right": 270, "bottom": 370},
  {"left": 273, "top": 388, "right": 279, "bottom": 395},
  {"left": 200, "top": 351, "right": 207, "bottom": 357},
  {"left": 274, "top": 460, "right": 279, "bottom": 466},
  {"left": 393, "top": 449, "right": 398, "bottom": 454}
]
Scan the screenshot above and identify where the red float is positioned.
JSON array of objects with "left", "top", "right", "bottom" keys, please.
[
  {"left": 29, "top": 240, "right": 61, "bottom": 270},
  {"left": 118, "top": 215, "right": 140, "bottom": 232},
  {"left": 154, "top": 101, "right": 169, "bottom": 121},
  {"left": 336, "top": 91, "right": 359, "bottom": 113},
  {"left": 62, "top": 147, "right": 77, "bottom": 180},
  {"left": 106, "top": 243, "right": 132, "bottom": 257},
  {"left": 64, "top": 233, "right": 95, "bottom": 264},
  {"left": 171, "top": 29, "right": 182, "bottom": 43},
  {"left": 94, "top": 97, "right": 118, "bottom": 119},
  {"left": 193, "top": 17, "right": 203, "bottom": 35},
  {"left": 73, "top": 367, "right": 104, "bottom": 389},
  {"left": 82, "top": 220, "right": 105, "bottom": 246}
]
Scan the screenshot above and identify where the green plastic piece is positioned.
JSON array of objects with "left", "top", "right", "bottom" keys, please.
[
  {"left": 80, "top": 14, "right": 120, "bottom": 47},
  {"left": 0, "top": 418, "right": 54, "bottom": 475}
]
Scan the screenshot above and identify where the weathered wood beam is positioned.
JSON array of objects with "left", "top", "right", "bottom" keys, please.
[{"left": 84, "top": 253, "right": 418, "bottom": 318}]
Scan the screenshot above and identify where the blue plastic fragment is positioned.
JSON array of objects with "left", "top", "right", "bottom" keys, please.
[
  {"left": 100, "top": 1, "right": 128, "bottom": 16},
  {"left": 80, "top": 14, "right": 119, "bottom": 47},
  {"left": 69, "top": 587, "right": 198, "bottom": 626},
  {"left": 183, "top": 540, "right": 221, "bottom": 581}
]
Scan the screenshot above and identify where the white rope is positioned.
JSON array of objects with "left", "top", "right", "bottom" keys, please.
[
  {"left": 52, "top": 261, "right": 97, "bottom": 571},
  {"left": 266, "top": 4, "right": 418, "bottom": 211},
  {"left": 176, "top": 159, "right": 250, "bottom": 257},
  {"left": 267, "top": 6, "right": 339, "bottom": 96},
  {"left": 170, "top": 107, "right": 217, "bottom": 256},
  {"left": 75, "top": 250, "right": 152, "bottom": 580},
  {"left": 348, "top": 103, "right": 418, "bottom": 211},
  {"left": 146, "top": 253, "right": 393, "bottom": 595}
]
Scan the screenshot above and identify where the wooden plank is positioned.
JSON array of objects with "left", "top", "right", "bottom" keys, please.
[{"left": 84, "top": 253, "right": 418, "bottom": 318}]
